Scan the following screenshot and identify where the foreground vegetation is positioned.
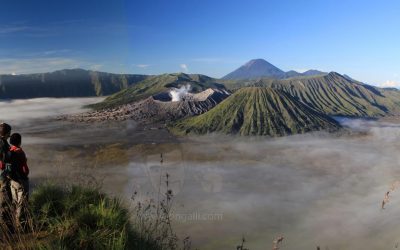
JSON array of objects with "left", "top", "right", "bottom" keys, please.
[{"left": 1, "top": 183, "right": 181, "bottom": 250}]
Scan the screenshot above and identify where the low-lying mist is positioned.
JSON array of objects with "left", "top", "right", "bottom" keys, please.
[
  {"left": 170, "top": 128, "right": 400, "bottom": 250},
  {"left": 0, "top": 97, "right": 104, "bottom": 125},
  {"left": 2, "top": 98, "right": 400, "bottom": 249}
]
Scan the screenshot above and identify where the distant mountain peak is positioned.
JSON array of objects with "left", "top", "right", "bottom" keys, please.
[
  {"left": 222, "top": 59, "right": 284, "bottom": 80},
  {"left": 327, "top": 71, "right": 343, "bottom": 78},
  {"left": 222, "top": 59, "right": 327, "bottom": 80},
  {"left": 302, "top": 69, "right": 326, "bottom": 76},
  {"left": 53, "top": 68, "right": 88, "bottom": 73},
  {"left": 243, "top": 58, "right": 274, "bottom": 67}
]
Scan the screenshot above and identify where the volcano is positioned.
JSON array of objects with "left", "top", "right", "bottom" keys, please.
[
  {"left": 62, "top": 88, "right": 230, "bottom": 124},
  {"left": 170, "top": 87, "right": 341, "bottom": 136}
]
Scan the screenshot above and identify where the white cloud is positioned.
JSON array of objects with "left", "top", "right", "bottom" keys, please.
[
  {"left": 0, "top": 24, "right": 51, "bottom": 37},
  {"left": 380, "top": 80, "right": 400, "bottom": 88},
  {"left": 0, "top": 25, "right": 30, "bottom": 34},
  {"left": 42, "top": 49, "right": 71, "bottom": 55},
  {"left": 180, "top": 64, "right": 188, "bottom": 72},
  {"left": 136, "top": 64, "right": 149, "bottom": 68},
  {"left": 0, "top": 57, "right": 83, "bottom": 74}
]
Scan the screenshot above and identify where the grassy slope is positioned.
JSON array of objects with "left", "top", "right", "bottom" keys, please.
[
  {"left": 170, "top": 87, "right": 341, "bottom": 136},
  {"left": 223, "top": 72, "right": 400, "bottom": 117},
  {"left": 89, "top": 73, "right": 226, "bottom": 110}
]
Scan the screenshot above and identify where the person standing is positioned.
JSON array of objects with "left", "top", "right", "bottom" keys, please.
[
  {"left": 9, "top": 133, "right": 29, "bottom": 229},
  {"left": 0, "top": 123, "right": 12, "bottom": 229}
]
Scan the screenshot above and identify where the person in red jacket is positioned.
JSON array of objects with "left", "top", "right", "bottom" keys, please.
[{"left": 9, "top": 133, "right": 29, "bottom": 229}]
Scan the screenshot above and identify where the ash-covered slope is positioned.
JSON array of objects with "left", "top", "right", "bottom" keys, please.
[
  {"left": 63, "top": 88, "right": 230, "bottom": 124},
  {"left": 170, "top": 87, "right": 340, "bottom": 136}
]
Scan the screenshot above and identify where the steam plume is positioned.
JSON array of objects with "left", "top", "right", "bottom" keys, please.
[{"left": 170, "top": 85, "right": 191, "bottom": 102}]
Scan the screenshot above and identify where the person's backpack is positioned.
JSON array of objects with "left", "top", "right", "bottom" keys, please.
[
  {"left": 0, "top": 140, "right": 26, "bottom": 182},
  {"left": 6, "top": 150, "right": 23, "bottom": 181},
  {"left": 0, "top": 139, "right": 11, "bottom": 179},
  {"left": 0, "top": 142, "right": 22, "bottom": 181}
]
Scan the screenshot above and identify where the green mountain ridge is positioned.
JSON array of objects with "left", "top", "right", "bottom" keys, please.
[
  {"left": 169, "top": 87, "right": 341, "bottom": 136},
  {"left": 224, "top": 72, "right": 400, "bottom": 117},
  {"left": 0, "top": 68, "right": 148, "bottom": 99}
]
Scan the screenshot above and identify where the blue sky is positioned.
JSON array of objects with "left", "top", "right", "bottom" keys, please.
[{"left": 1, "top": 0, "right": 400, "bottom": 87}]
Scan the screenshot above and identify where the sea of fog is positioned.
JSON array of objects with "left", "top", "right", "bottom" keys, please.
[{"left": 2, "top": 98, "right": 400, "bottom": 250}]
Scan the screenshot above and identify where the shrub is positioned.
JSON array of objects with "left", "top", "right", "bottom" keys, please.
[{"left": 1, "top": 183, "right": 164, "bottom": 250}]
